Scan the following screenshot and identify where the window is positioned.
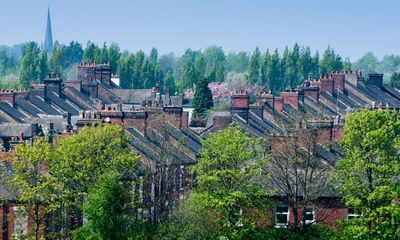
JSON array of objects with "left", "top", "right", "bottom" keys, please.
[
  {"left": 304, "top": 207, "right": 315, "bottom": 224},
  {"left": 179, "top": 165, "right": 185, "bottom": 191},
  {"left": 347, "top": 207, "right": 360, "bottom": 220},
  {"left": 275, "top": 206, "right": 289, "bottom": 227}
]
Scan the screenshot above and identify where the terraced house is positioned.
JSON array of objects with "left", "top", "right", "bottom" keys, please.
[{"left": 0, "top": 62, "right": 399, "bottom": 237}]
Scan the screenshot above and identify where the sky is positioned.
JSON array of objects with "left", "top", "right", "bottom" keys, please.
[{"left": 0, "top": 0, "right": 399, "bottom": 60}]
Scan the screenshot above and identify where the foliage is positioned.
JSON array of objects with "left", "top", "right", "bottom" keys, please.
[
  {"left": 39, "top": 50, "right": 48, "bottom": 83},
  {"left": 72, "top": 171, "right": 134, "bottom": 240},
  {"left": 191, "top": 124, "right": 271, "bottom": 239},
  {"left": 192, "top": 77, "right": 214, "bottom": 117},
  {"left": 164, "top": 70, "right": 176, "bottom": 95},
  {"left": 248, "top": 47, "right": 261, "bottom": 84},
  {"left": 20, "top": 41, "right": 41, "bottom": 87},
  {"left": 153, "top": 192, "right": 220, "bottom": 240},
  {"left": 389, "top": 72, "right": 400, "bottom": 88},
  {"left": 333, "top": 108, "right": 400, "bottom": 239},
  {"left": 319, "top": 46, "right": 343, "bottom": 74},
  {"left": 49, "top": 124, "right": 138, "bottom": 211},
  {"left": 10, "top": 137, "right": 54, "bottom": 239},
  {"left": 49, "top": 41, "right": 66, "bottom": 75}
]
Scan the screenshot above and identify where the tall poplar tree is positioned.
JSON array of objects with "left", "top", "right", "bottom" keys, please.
[
  {"left": 20, "top": 42, "right": 40, "bottom": 87},
  {"left": 248, "top": 47, "right": 261, "bottom": 84}
]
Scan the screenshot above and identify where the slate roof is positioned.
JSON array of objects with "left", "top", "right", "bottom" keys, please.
[
  {"left": 110, "top": 89, "right": 151, "bottom": 104},
  {"left": 0, "top": 102, "right": 28, "bottom": 123}
]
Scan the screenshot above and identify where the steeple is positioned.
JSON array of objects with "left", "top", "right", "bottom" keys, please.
[{"left": 44, "top": 7, "right": 54, "bottom": 54}]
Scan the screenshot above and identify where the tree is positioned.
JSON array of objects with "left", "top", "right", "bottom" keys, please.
[
  {"left": 20, "top": 41, "right": 40, "bottom": 87},
  {"left": 164, "top": 70, "right": 176, "bottom": 95},
  {"left": 333, "top": 109, "right": 400, "bottom": 239},
  {"left": 108, "top": 43, "right": 121, "bottom": 74},
  {"left": 202, "top": 46, "right": 225, "bottom": 77},
  {"left": 39, "top": 50, "right": 49, "bottom": 83},
  {"left": 192, "top": 77, "right": 213, "bottom": 118},
  {"left": 49, "top": 41, "right": 66, "bottom": 75},
  {"left": 261, "top": 50, "right": 271, "bottom": 88},
  {"left": 248, "top": 47, "right": 261, "bottom": 84},
  {"left": 149, "top": 47, "right": 158, "bottom": 65},
  {"left": 268, "top": 49, "right": 282, "bottom": 94},
  {"left": 298, "top": 47, "right": 313, "bottom": 82},
  {"left": 267, "top": 124, "right": 334, "bottom": 230},
  {"left": 226, "top": 51, "right": 249, "bottom": 73},
  {"left": 191, "top": 124, "right": 270, "bottom": 238},
  {"left": 64, "top": 41, "right": 84, "bottom": 67},
  {"left": 352, "top": 52, "right": 379, "bottom": 78},
  {"left": 180, "top": 58, "right": 196, "bottom": 89},
  {"left": 343, "top": 57, "right": 352, "bottom": 71},
  {"left": 319, "top": 46, "right": 343, "bottom": 74},
  {"left": 83, "top": 41, "right": 98, "bottom": 63},
  {"left": 194, "top": 54, "right": 206, "bottom": 84},
  {"left": 10, "top": 137, "right": 54, "bottom": 239},
  {"left": 72, "top": 171, "right": 134, "bottom": 240},
  {"left": 49, "top": 124, "right": 139, "bottom": 234},
  {"left": 389, "top": 72, "right": 400, "bottom": 88}
]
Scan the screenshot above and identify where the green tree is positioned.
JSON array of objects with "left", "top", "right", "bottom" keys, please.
[
  {"left": 164, "top": 70, "right": 176, "bottom": 95},
  {"left": 226, "top": 51, "right": 249, "bottom": 73},
  {"left": 39, "top": 50, "right": 49, "bottom": 83},
  {"left": 389, "top": 72, "right": 400, "bottom": 88},
  {"left": 64, "top": 41, "right": 83, "bottom": 67},
  {"left": 319, "top": 46, "right": 343, "bottom": 74},
  {"left": 202, "top": 46, "right": 226, "bottom": 77},
  {"left": 191, "top": 124, "right": 270, "bottom": 239},
  {"left": 268, "top": 49, "right": 282, "bottom": 94},
  {"left": 72, "top": 171, "right": 134, "bottom": 240},
  {"left": 248, "top": 47, "right": 261, "bottom": 84},
  {"left": 49, "top": 124, "right": 139, "bottom": 233},
  {"left": 83, "top": 41, "right": 97, "bottom": 63},
  {"left": 298, "top": 46, "right": 313, "bottom": 82},
  {"left": 20, "top": 41, "right": 40, "bottom": 87},
  {"left": 261, "top": 49, "right": 271, "bottom": 88},
  {"left": 343, "top": 57, "right": 352, "bottom": 71},
  {"left": 194, "top": 54, "right": 206, "bottom": 84},
  {"left": 108, "top": 43, "right": 121, "bottom": 74},
  {"left": 149, "top": 47, "right": 158, "bottom": 65},
  {"left": 333, "top": 109, "right": 400, "bottom": 239},
  {"left": 192, "top": 77, "right": 213, "bottom": 117},
  {"left": 49, "top": 41, "right": 66, "bottom": 75},
  {"left": 10, "top": 138, "right": 54, "bottom": 239},
  {"left": 180, "top": 58, "right": 196, "bottom": 89},
  {"left": 353, "top": 52, "right": 379, "bottom": 77}
]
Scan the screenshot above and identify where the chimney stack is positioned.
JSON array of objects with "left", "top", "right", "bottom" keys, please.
[{"left": 231, "top": 91, "right": 250, "bottom": 122}]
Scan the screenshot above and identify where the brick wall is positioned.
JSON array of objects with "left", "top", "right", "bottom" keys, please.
[
  {"left": 273, "top": 96, "right": 283, "bottom": 111},
  {"left": 0, "top": 90, "right": 15, "bottom": 105},
  {"left": 320, "top": 75, "right": 334, "bottom": 94},
  {"left": 280, "top": 91, "right": 299, "bottom": 108},
  {"left": 333, "top": 73, "right": 345, "bottom": 92}
]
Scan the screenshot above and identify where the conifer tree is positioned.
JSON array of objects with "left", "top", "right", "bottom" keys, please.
[
  {"left": 261, "top": 50, "right": 271, "bottom": 88},
  {"left": 192, "top": 77, "right": 213, "bottom": 117},
  {"left": 248, "top": 47, "right": 261, "bottom": 84},
  {"left": 164, "top": 70, "right": 176, "bottom": 95},
  {"left": 20, "top": 42, "right": 40, "bottom": 87},
  {"left": 39, "top": 50, "right": 48, "bottom": 83},
  {"left": 268, "top": 49, "right": 281, "bottom": 94}
]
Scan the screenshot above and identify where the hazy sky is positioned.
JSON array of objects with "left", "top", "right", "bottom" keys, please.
[{"left": 1, "top": 0, "right": 399, "bottom": 60}]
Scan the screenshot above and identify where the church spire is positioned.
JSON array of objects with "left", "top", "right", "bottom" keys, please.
[{"left": 44, "top": 7, "right": 54, "bottom": 54}]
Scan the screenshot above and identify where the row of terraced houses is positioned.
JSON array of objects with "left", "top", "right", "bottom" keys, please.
[{"left": 0, "top": 62, "right": 398, "bottom": 238}]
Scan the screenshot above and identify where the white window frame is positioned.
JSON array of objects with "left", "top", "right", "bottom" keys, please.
[
  {"left": 275, "top": 206, "right": 290, "bottom": 227},
  {"left": 179, "top": 165, "right": 185, "bottom": 191},
  {"left": 304, "top": 207, "right": 315, "bottom": 225},
  {"left": 347, "top": 207, "right": 360, "bottom": 220}
]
